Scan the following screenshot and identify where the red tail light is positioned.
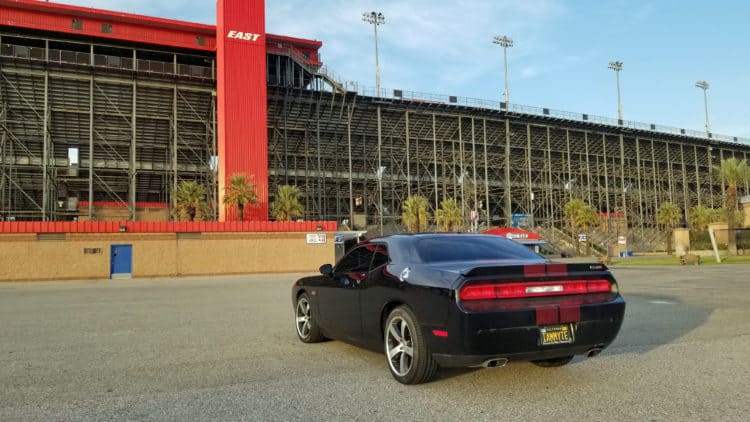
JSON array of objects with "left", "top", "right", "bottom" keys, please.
[{"left": 459, "top": 279, "right": 613, "bottom": 301}]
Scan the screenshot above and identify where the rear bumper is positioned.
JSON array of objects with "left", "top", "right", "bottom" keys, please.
[
  {"left": 427, "top": 296, "right": 625, "bottom": 367},
  {"left": 433, "top": 344, "right": 605, "bottom": 368}
]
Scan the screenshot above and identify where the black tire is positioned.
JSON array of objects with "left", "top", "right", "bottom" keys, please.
[
  {"left": 384, "top": 306, "right": 438, "bottom": 384},
  {"left": 531, "top": 355, "right": 574, "bottom": 367},
  {"left": 294, "top": 293, "right": 324, "bottom": 343}
]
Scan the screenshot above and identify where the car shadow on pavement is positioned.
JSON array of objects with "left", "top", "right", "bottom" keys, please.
[{"left": 596, "top": 292, "right": 712, "bottom": 357}]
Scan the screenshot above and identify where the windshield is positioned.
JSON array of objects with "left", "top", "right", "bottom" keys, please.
[{"left": 415, "top": 236, "right": 544, "bottom": 263}]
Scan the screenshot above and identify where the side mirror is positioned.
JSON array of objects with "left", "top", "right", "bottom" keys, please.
[{"left": 319, "top": 264, "right": 333, "bottom": 276}]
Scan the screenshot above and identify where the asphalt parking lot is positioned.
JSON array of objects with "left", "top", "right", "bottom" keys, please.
[{"left": 1, "top": 265, "right": 749, "bottom": 421}]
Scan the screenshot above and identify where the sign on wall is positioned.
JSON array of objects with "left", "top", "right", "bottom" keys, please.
[{"left": 306, "top": 233, "right": 327, "bottom": 244}]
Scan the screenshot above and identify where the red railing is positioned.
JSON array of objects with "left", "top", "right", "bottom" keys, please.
[{"left": 0, "top": 221, "right": 337, "bottom": 234}]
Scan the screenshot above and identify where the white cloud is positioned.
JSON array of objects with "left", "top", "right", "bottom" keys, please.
[
  {"left": 50, "top": 0, "right": 565, "bottom": 97},
  {"left": 265, "top": 0, "right": 566, "bottom": 98}
]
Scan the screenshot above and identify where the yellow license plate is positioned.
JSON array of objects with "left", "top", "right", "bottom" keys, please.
[{"left": 539, "top": 324, "right": 574, "bottom": 346}]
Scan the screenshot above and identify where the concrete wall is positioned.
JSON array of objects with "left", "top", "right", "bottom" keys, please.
[
  {"left": 0, "top": 232, "right": 334, "bottom": 281},
  {"left": 708, "top": 223, "right": 729, "bottom": 245}
]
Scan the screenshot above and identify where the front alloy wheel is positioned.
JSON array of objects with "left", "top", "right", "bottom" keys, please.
[
  {"left": 384, "top": 306, "right": 437, "bottom": 384},
  {"left": 295, "top": 293, "right": 323, "bottom": 343}
]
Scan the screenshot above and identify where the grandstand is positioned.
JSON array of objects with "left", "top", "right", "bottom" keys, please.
[
  {"left": 2, "top": 0, "right": 749, "bottom": 242},
  {"left": 267, "top": 85, "right": 749, "bottom": 236}
]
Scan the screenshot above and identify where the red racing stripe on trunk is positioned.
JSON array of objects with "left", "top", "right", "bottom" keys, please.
[
  {"left": 536, "top": 306, "right": 559, "bottom": 325},
  {"left": 546, "top": 263, "right": 568, "bottom": 276},
  {"left": 559, "top": 305, "right": 581, "bottom": 323},
  {"left": 524, "top": 264, "right": 546, "bottom": 277}
]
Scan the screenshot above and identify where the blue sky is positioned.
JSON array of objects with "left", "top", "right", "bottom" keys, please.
[{"left": 54, "top": 1, "right": 750, "bottom": 138}]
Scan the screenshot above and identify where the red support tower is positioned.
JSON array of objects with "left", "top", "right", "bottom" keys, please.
[{"left": 216, "top": 0, "right": 268, "bottom": 221}]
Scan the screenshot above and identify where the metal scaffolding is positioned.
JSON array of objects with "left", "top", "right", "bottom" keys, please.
[
  {"left": 267, "top": 85, "right": 750, "bottom": 241},
  {"left": 0, "top": 32, "right": 216, "bottom": 221}
]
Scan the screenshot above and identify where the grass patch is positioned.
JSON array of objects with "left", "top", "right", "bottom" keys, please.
[{"left": 609, "top": 254, "right": 750, "bottom": 266}]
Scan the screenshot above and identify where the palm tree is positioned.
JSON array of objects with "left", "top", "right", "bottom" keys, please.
[
  {"left": 223, "top": 173, "right": 258, "bottom": 221},
  {"left": 270, "top": 185, "right": 304, "bottom": 221},
  {"left": 563, "top": 199, "right": 597, "bottom": 256},
  {"left": 688, "top": 205, "right": 714, "bottom": 231},
  {"left": 435, "top": 199, "right": 464, "bottom": 232},
  {"left": 707, "top": 207, "right": 742, "bottom": 224},
  {"left": 714, "top": 158, "right": 750, "bottom": 253},
  {"left": 401, "top": 195, "right": 431, "bottom": 233},
  {"left": 709, "top": 207, "right": 724, "bottom": 224},
  {"left": 656, "top": 202, "right": 682, "bottom": 254},
  {"left": 173, "top": 181, "right": 207, "bottom": 221}
]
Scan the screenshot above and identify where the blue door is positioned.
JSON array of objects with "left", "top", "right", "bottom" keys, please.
[{"left": 110, "top": 244, "right": 133, "bottom": 279}]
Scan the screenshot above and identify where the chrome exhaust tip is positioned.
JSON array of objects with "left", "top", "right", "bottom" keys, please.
[{"left": 482, "top": 358, "right": 509, "bottom": 368}]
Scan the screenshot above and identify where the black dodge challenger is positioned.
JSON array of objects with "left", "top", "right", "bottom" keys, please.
[{"left": 291, "top": 233, "right": 625, "bottom": 384}]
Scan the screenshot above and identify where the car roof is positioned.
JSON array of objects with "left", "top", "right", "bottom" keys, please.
[
  {"left": 368, "top": 232, "right": 500, "bottom": 242},
  {"left": 361, "top": 233, "right": 526, "bottom": 263}
]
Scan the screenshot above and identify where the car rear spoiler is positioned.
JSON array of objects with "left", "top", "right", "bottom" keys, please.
[{"left": 461, "top": 262, "right": 610, "bottom": 278}]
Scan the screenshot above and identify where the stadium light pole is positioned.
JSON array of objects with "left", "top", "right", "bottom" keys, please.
[
  {"left": 608, "top": 61, "right": 623, "bottom": 121},
  {"left": 492, "top": 35, "right": 513, "bottom": 105},
  {"left": 695, "top": 80, "right": 711, "bottom": 135},
  {"left": 362, "top": 11, "right": 385, "bottom": 97}
]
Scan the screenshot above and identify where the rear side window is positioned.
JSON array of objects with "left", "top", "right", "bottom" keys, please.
[
  {"left": 335, "top": 243, "right": 390, "bottom": 274},
  {"left": 335, "top": 246, "right": 373, "bottom": 274},
  {"left": 371, "top": 245, "right": 389, "bottom": 269},
  {"left": 416, "top": 236, "right": 542, "bottom": 262}
]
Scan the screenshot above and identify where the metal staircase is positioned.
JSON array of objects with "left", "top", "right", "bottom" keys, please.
[{"left": 267, "top": 44, "right": 347, "bottom": 94}]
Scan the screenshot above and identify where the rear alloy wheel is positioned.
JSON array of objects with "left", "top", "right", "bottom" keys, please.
[
  {"left": 295, "top": 293, "right": 324, "bottom": 343},
  {"left": 384, "top": 306, "right": 438, "bottom": 384},
  {"left": 532, "top": 355, "right": 574, "bottom": 367}
]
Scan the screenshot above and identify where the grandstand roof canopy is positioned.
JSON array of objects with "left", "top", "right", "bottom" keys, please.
[{"left": 0, "top": 0, "right": 322, "bottom": 52}]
